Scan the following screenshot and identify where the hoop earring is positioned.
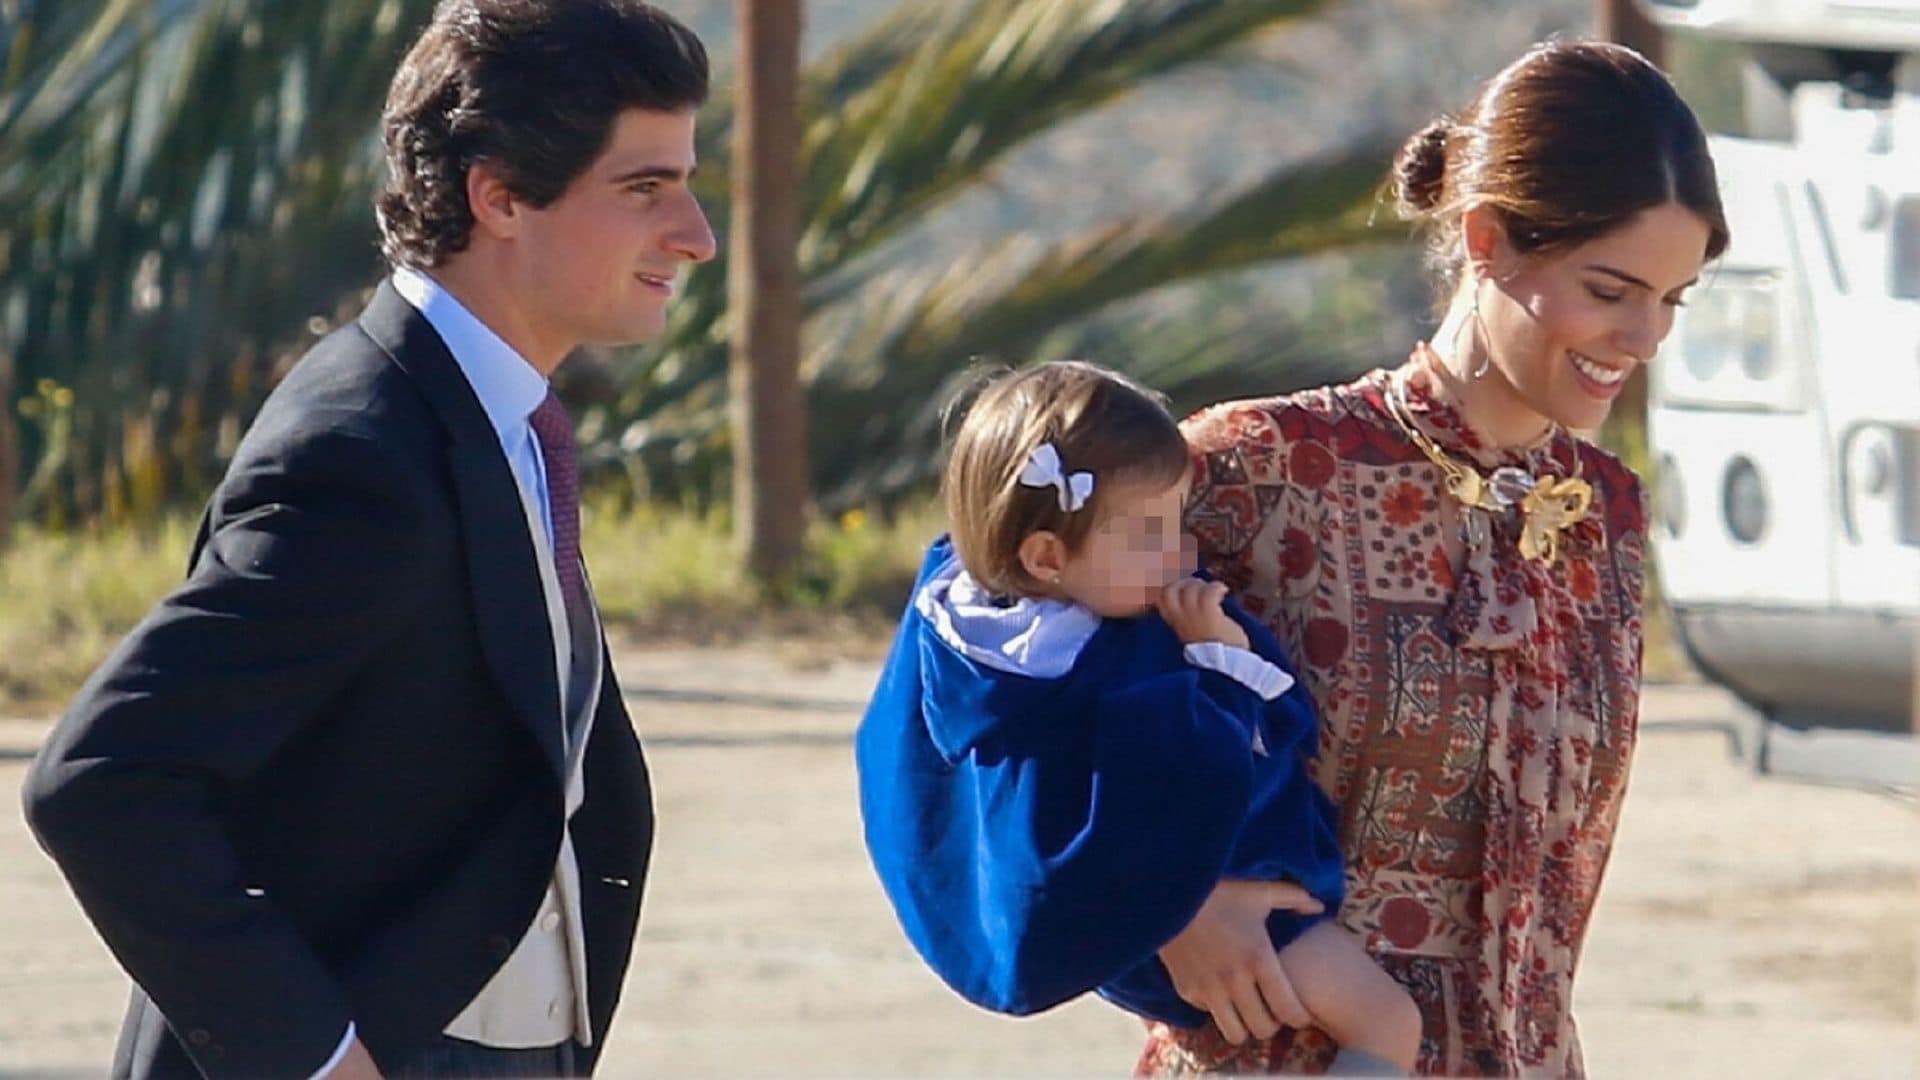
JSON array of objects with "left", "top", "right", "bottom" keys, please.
[
  {"left": 1468, "top": 274, "right": 1493, "bottom": 379},
  {"left": 1466, "top": 290, "right": 1497, "bottom": 378}
]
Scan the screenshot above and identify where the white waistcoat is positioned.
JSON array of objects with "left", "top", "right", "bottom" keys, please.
[{"left": 444, "top": 469, "right": 601, "bottom": 1048}]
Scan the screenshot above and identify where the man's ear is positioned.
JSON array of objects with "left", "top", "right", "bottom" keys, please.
[
  {"left": 1016, "top": 531, "right": 1068, "bottom": 586},
  {"left": 466, "top": 160, "right": 523, "bottom": 242}
]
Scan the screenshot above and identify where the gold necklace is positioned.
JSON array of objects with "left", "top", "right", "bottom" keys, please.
[{"left": 1383, "top": 373, "right": 1593, "bottom": 563}]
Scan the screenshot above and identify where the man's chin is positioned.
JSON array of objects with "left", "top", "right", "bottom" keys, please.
[{"left": 587, "top": 315, "right": 667, "bottom": 350}]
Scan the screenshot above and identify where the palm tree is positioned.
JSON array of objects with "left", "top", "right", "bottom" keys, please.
[
  {"left": 606, "top": 0, "right": 1402, "bottom": 511},
  {"left": 1, "top": 0, "right": 1405, "bottom": 535},
  {"left": 0, "top": 0, "right": 437, "bottom": 530}
]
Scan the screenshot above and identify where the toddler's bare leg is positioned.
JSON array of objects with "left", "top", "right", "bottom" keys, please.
[{"left": 1275, "top": 921, "right": 1421, "bottom": 1073}]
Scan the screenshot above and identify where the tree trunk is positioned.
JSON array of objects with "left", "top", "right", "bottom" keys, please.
[
  {"left": 0, "top": 359, "right": 14, "bottom": 549},
  {"left": 730, "top": 0, "right": 809, "bottom": 586}
]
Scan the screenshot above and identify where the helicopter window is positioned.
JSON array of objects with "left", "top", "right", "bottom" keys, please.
[
  {"left": 1737, "top": 290, "right": 1776, "bottom": 380},
  {"left": 1681, "top": 274, "right": 1776, "bottom": 384},
  {"left": 1664, "top": 269, "right": 1802, "bottom": 410},
  {"left": 1683, "top": 289, "right": 1732, "bottom": 382}
]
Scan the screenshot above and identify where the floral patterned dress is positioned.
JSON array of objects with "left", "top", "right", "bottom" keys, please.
[{"left": 1137, "top": 353, "right": 1648, "bottom": 1077}]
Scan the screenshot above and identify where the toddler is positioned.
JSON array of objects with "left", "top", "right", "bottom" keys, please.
[{"left": 855, "top": 361, "right": 1420, "bottom": 1074}]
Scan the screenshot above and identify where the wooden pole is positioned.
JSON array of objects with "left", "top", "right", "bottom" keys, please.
[
  {"left": 1910, "top": 626, "right": 1919, "bottom": 738},
  {"left": 1597, "top": 1, "right": 1667, "bottom": 447},
  {"left": 0, "top": 359, "right": 14, "bottom": 550},
  {"left": 729, "top": 0, "right": 810, "bottom": 585},
  {"left": 1596, "top": 0, "right": 1666, "bottom": 67}
]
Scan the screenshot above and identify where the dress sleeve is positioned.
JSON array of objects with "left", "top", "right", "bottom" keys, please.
[
  {"left": 1181, "top": 396, "right": 1355, "bottom": 790},
  {"left": 1180, "top": 399, "right": 1318, "bottom": 630},
  {"left": 1181, "top": 401, "right": 1276, "bottom": 599}
]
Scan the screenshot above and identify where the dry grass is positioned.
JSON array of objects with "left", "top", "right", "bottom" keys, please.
[
  {"left": 0, "top": 502, "right": 944, "bottom": 714},
  {"left": 0, "top": 492, "right": 1692, "bottom": 714},
  {"left": 0, "top": 520, "right": 198, "bottom": 712},
  {"left": 585, "top": 499, "right": 941, "bottom": 656}
]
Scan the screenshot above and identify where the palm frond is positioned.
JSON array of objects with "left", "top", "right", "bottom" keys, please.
[
  {"left": 1, "top": 0, "right": 436, "bottom": 522},
  {"left": 4, "top": 0, "right": 1404, "bottom": 529},
  {"left": 614, "top": 0, "right": 1336, "bottom": 455},
  {"left": 800, "top": 142, "right": 1402, "bottom": 502},
  {"left": 612, "top": 140, "right": 1401, "bottom": 507},
  {"left": 800, "top": 0, "right": 1330, "bottom": 270}
]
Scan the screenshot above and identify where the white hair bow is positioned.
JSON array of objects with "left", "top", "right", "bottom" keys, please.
[{"left": 1019, "top": 442, "right": 1095, "bottom": 513}]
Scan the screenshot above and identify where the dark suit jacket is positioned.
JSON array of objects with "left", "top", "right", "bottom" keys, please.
[{"left": 22, "top": 282, "right": 654, "bottom": 1079}]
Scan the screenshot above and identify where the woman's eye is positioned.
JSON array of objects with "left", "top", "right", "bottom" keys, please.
[{"left": 1586, "top": 285, "right": 1625, "bottom": 303}]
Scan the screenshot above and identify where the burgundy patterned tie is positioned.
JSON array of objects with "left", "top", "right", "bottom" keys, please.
[{"left": 528, "top": 391, "right": 588, "bottom": 617}]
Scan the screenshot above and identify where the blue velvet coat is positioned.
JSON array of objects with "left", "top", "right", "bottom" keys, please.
[{"left": 855, "top": 538, "right": 1344, "bottom": 1027}]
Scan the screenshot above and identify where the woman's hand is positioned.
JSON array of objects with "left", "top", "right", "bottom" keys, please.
[
  {"left": 1156, "top": 579, "right": 1250, "bottom": 650},
  {"left": 1158, "top": 879, "right": 1324, "bottom": 1043}
]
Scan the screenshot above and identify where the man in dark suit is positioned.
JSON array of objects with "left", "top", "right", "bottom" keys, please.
[{"left": 23, "top": 2, "right": 716, "bottom": 1076}]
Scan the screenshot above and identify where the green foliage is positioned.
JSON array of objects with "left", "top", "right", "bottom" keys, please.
[
  {"left": 610, "top": 0, "right": 1403, "bottom": 510},
  {"left": 3, "top": 0, "right": 1403, "bottom": 530},
  {"left": 0, "top": 0, "right": 438, "bottom": 528}
]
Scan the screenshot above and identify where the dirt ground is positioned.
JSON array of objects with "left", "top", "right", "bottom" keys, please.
[{"left": 2, "top": 647, "right": 1915, "bottom": 1077}]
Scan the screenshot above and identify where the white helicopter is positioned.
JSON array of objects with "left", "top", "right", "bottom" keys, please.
[{"left": 1640, "top": 0, "right": 1918, "bottom": 786}]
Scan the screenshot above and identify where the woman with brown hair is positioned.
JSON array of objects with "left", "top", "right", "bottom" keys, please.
[{"left": 1137, "top": 41, "right": 1729, "bottom": 1076}]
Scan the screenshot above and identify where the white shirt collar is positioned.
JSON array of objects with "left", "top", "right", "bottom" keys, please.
[
  {"left": 915, "top": 554, "right": 1102, "bottom": 680},
  {"left": 391, "top": 265, "right": 549, "bottom": 448}
]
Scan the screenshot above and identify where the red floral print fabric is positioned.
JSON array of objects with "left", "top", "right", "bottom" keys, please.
[{"left": 1137, "top": 356, "right": 1648, "bottom": 1077}]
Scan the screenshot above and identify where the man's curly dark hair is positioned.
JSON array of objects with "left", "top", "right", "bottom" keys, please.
[{"left": 377, "top": 0, "right": 708, "bottom": 268}]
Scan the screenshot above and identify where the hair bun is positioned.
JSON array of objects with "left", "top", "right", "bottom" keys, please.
[{"left": 1393, "top": 118, "right": 1452, "bottom": 217}]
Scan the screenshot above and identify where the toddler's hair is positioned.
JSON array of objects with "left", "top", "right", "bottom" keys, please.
[{"left": 942, "top": 361, "right": 1188, "bottom": 597}]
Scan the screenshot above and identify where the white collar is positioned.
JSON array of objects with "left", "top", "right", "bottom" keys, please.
[
  {"left": 391, "top": 265, "right": 549, "bottom": 447},
  {"left": 914, "top": 554, "right": 1102, "bottom": 680}
]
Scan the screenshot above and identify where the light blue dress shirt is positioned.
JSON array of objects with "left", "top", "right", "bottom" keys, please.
[{"left": 391, "top": 265, "right": 556, "bottom": 549}]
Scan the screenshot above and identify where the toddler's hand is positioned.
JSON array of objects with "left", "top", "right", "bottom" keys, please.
[{"left": 1156, "top": 578, "right": 1249, "bottom": 651}]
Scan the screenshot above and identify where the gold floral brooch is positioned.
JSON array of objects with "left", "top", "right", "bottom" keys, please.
[{"left": 1383, "top": 379, "right": 1593, "bottom": 564}]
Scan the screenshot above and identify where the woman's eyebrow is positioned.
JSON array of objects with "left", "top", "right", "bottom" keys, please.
[{"left": 1584, "top": 264, "right": 1699, "bottom": 292}]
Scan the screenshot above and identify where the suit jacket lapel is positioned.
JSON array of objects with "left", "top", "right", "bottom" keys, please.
[{"left": 358, "top": 280, "right": 568, "bottom": 782}]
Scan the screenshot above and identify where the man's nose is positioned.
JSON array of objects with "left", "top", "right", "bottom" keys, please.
[{"left": 671, "top": 192, "right": 717, "bottom": 264}]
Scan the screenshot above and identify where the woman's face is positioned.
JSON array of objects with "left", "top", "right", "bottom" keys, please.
[{"left": 1477, "top": 201, "right": 1712, "bottom": 432}]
